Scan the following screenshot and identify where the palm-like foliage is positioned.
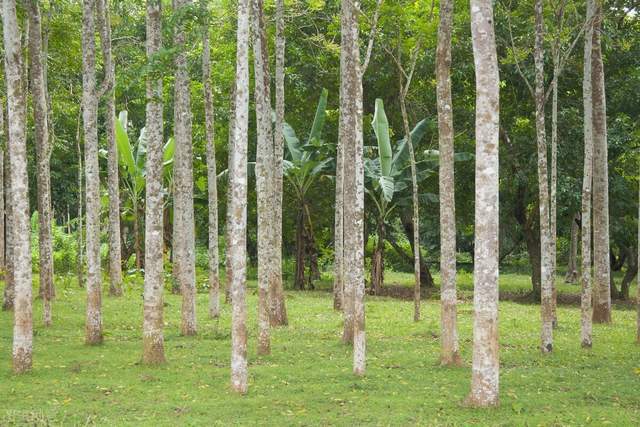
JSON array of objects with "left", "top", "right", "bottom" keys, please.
[
  {"left": 282, "top": 89, "right": 332, "bottom": 289},
  {"left": 115, "top": 111, "right": 174, "bottom": 271}
]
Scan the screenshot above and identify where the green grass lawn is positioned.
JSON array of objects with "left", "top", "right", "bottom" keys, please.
[{"left": 0, "top": 273, "right": 639, "bottom": 426}]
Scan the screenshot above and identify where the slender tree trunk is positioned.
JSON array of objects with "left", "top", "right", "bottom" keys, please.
[
  {"left": 581, "top": 0, "right": 595, "bottom": 348},
  {"left": 370, "top": 220, "right": 385, "bottom": 295},
  {"left": 3, "top": 0, "right": 33, "bottom": 373},
  {"left": 619, "top": 247, "right": 636, "bottom": 301},
  {"left": 29, "top": 0, "right": 54, "bottom": 327},
  {"left": 436, "top": 0, "right": 461, "bottom": 366},
  {"left": 225, "top": 82, "right": 237, "bottom": 304},
  {"left": 270, "top": 0, "right": 288, "bottom": 326},
  {"left": 294, "top": 207, "right": 305, "bottom": 290},
  {"left": 202, "top": 1, "right": 220, "bottom": 319},
  {"left": 3, "top": 148, "right": 14, "bottom": 311},
  {"left": 340, "top": 0, "right": 365, "bottom": 376},
  {"left": 173, "top": 0, "right": 197, "bottom": 336},
  {"left": 591, "top": 3, "right": 611, "bottom": 324},
  {"left": 0, "top": 105, "right": 4, "bottom": 282},
  {"left": 97, "top": 0, "right": 123, "bottom": 297},
  {"left": 466, "top": 0, "right": 500, "bottom": 407},
  {"left": 142, "top": 0, "right": 166, "bottom": 365},
  {"left": 134, "top": 207, "right": 142, "bottom": 271},
  {"left": 534, "top": 0, "right": 553, "bottom": 353},
  {"left": 252, "top": 0, "right": 273, "bottom": 356},
  {"left": 75, "top": 110, "right": 85, "bottom": 289},
  {"left": 565, "top": 213, "right": 579, "bottom": 284},
  {"left": 229, "top": 0, "right": 250, "bottom": 394},
  {"left": 82, "top": 0, "right": 103, "bottom": 345},
  {"left": 399, "top": 92, "right": 420, "bottom": 322}
]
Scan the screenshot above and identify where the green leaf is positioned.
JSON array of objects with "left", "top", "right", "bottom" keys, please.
[
  {"left": 283, "top": 123, "right": 303, "bottom": 162},
  {"left": 379, "top": 175, "right": 395, "bottom": 202},
  {"left": 372, "top": 99, "right": 392, "bottom": 177},
  {"left": 115, "top": 111, "right": 136, "bottom": 176},
  {"left": 308, "top": 88, "right": 328, "bottom": 144}
]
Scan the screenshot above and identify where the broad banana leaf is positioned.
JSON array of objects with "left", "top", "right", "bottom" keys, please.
[
  {"left": 308, "top": 88, "right": 328, "bottom": 145},
  {"left": 115, "top": 111, "right": 136, "bottom": 176},
  {"left": 372, "top": 99, "right": 392, "bottom": 177}
]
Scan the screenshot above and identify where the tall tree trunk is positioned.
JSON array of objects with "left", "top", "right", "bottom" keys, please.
[
  {"left": 225, "top": 81, "right": 237, "bottom": 304},
  {"left": 399, "top": 87, "right": 421, "bottom": 323},
  {"left": 565, "top": 213, "right": 580, "bottom": 284},
  {"left": 580, "top": 0, "right": 595, "bottom": 348},
  {"left": 591, "top": 3, "right": 611, "bottom": 324},
  {"left": 75, "top": 110, "right": 85, "bottom": 289},
  {"left": 173, "top": 0, "right": 197, "bottom": 336},
  {"left": 436, "top": 0, "right": 461, "bottom": 366},
  {"left": 1, "top": 102, "right": 13, "bottom": 312},
  {"left": 466, "top": 0, "right": 500, "bottom": 407},
  {"left": 202, "top": 0, "right": 220, "bottom": 319},
  {"left": 29, "top": 0, "right": 54, "bottom": 327},
  {"left": 340, "top": 0, "right": 365, "bottom": 376},
  {"left": 270, "top": 0, "right": 288, "bottom": 326},
  {"left": 82, "top": 0, "right": 103, "bottom": 345},
  {"left": 142, "top": 0, "right": 166, "bottom": 365},
  {"left": 252, "top": 0, "right": 273, "bottom": 356},
  {"left": 334, "top": 113, "right": 345, "bottom": 310},
  {"left": 97, "top": 0, "right": 123, "bottom": 297},
  {"left": 3, "top": 0, "right": 33, "bottom": 373},
  {"left": 0, "top": 105, "right": 4, "bottom": 282},
  {"left": 229, "top": 0, "right": 250, "bottom": 394},
  {"left": 534, "top": 0, "right": 553, "bottom": 354},
  {"left": 134, "top": 207, "right": 142, "bottom": 272}
]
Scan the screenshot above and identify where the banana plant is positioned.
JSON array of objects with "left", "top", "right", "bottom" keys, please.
[
  {"left": 366, "top": 99, "right": 429, "bottom": 293},
  {"left": 115, "top": 111, "right": 174, "bottom": 272},
  {"left": 282, "top": 88, "right": 333, "bottom": 290}
]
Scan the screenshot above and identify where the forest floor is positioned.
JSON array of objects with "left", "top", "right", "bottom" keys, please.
[{"left": 0, "top": 271, "right": 638, "bottom": 426}]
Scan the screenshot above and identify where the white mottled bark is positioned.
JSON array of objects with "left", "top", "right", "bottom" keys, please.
[
  {"left": 251, "top": 0, "right": 272, "bottom": 356},
  {"left": 229, "top": 0, "right": 250, "bottom": 394},
  {"left": 142, "top": 0, "right": 166, "bottom": 365},
  {"left": 270, "top": 0, "right": 288, "bottom": 326},
  {"left": 202, "top": 1, "right": 220, "bottom": 319},
  {"left": 340, "top": 0, "right": 365, "bottom": 375},
  {"left": 29, "top": 0, "right": 55, "bottom": 327},
  {"left": 436, "top": 0, "right": 461, "bottom": 366},
  {"left": 565, "top": 213, "right": 579, "bottom": 284},
  {"left": 591, "top": 3, "right": 611, "bottom": 324},
  {"left": 534, "top": 0, "right": 554, "bottom": 353},
  {"left": 3, "top": 0, "right": 33, "bottom": 373},
  {"left": 173, "top": 0, "right": 197, "bottom": 336},
  {"left": 97, "top": 0, "right": 123, "bottom": 297},
  {"left": 467, "top": 0, "right": 500, "bottom": 407},
  {"left": 82, "top": 0, "right": 103, "bottom": 345},
  {"left": 580, "top": 0, "right": 595, "bottom": 348}
]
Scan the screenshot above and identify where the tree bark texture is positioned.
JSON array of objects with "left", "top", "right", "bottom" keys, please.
[
  {"left": 3, "top": 0, "right": 34, "bottom": 373},
  {"left": 436, "top": 0, "right": 461, "bottom": 366},
  {"left": 591, "top": 2, "right": 611, "bottom": 324},
  {"left": 173, "top": 0, "right": 197, "bottom": 336},
  {"left": 534, "top": 0, "right": 553, "bottom": 353},
  {"left": 202, "top": 1, "right": 220, "bottom": 319},
  {"left": 340, "top": 0, "right": 366, "bottom": 376},
  {"left": 97, "top": 0, "right": 123, "bottom": 297},
  {"left": 229, "top": 0, "right": 250, "bottom": 394},
  {"left": 581, "top": 0, "right": 596, "bottom": 348},
  {"left": 82, "top": 0, "right": 103, "bottom": 346},
  {"left": 252, "top": 0, "right": 273, "bottom": 356},
  {"left": 29, "top": 0, "right": 55, "bottom": 327},
  {"left": 142, "top": 0, "right": 166, "bottom": 365},
  {"left": 467, "top": 0, "right": 500, "bottom": 407}
]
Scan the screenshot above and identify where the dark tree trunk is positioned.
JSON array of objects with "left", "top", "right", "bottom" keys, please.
[
  {"left": 371, "top": 220, "right": 385, "bottom": 294},
  {"left": 619, "top": 246, "right": 637, "bottom": 301},
  {"left": 294, "top": 207, "right": 305, "bottom": 290}
]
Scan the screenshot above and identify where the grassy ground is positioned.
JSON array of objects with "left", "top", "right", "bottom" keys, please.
[{"left": 0, "top": 272, "right": 638, "bottom": 426}]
